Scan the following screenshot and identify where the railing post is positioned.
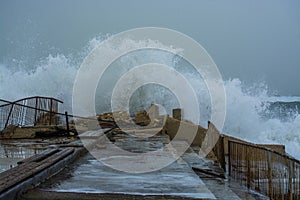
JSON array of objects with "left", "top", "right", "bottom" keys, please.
[
  {"left": 49, "top": 98, "right": 53, "bottom": 125},
  {"left": 34, "top": 98, "right": 38, "bottom": 125},
  {"left": 220, "top": 136, "right": 226, "bottom": 172},
  {"left": 267, "top": 151, "right": 273, "bottom": 199},
  {"left": 246, "top": 147, "right": 251, "bottom": 189},
  {"left": 65, "top": 111, "right": 70, "bottom": 134},
  {"left": 228, "top": 140, "right": 231, "bottom": 176},
  {"left": 288, "top": 159, "right": 293, "bottom": 200},
  {"left": 4, "top": 103, "right": 14, "bottom": 129}
]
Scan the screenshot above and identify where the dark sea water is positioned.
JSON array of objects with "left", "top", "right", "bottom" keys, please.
[{"left": 263, "top": 101, "right": 300, "bottom": 121}]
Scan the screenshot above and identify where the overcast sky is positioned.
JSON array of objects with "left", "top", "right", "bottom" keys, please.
[{"left": 1, "top": 0, "right": 300, "bottom": 95}]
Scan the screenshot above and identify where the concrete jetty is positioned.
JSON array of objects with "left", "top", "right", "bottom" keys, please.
[
  {"left": 1, "top": 106, "right": 293, "bottom": 199},
  {"left": 0, "top": 97, "right": 300, "bottom": 200},
  {"left": 21, "top": 131, "right": 215, "bottom": 200},
  {"left": 12, "top": 127, "right": 266, "bottom": 200}
]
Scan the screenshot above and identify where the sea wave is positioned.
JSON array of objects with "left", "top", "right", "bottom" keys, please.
[{"left": 0, "top": 35, "right": 299, "bottom": 159}]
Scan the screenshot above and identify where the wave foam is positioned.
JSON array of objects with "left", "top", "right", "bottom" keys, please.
[{"left": 0, "top": 36, "right": 299, "bottom": 159}]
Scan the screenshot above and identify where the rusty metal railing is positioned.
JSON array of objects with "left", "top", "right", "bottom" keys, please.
[
  {"left": 0, "top": 96, "right": 63, "bottom": 130},
  {"left": 0, "top": 96, "right": 115, "bottom": 136},
  {"left": 228, "top": 140, "right": 300, "bottom": 199}
]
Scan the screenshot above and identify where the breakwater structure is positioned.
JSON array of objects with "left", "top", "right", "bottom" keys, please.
[{"left": 0, "top": 97, "right": 299, "bottom": 199}]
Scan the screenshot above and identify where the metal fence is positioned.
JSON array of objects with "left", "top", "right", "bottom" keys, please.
[
  {"left": 0, "top": 96, "right": 63, "bottom": 131},
  {"left": 0, "top": 96, "right": 111, "bottom": 135},
  {"left": 228, "top": 140, "right": 300, "bottom": 199}
]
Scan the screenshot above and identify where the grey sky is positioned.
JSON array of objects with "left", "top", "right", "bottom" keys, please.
[{"left": 1, "top": 0, "right": 300, "bottom": 95}]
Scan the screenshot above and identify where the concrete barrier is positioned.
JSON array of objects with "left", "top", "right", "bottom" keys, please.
[{"left": 163, "top": 116, "right": 207, "bottom": 146}]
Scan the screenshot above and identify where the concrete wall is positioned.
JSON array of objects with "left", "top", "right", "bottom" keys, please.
[
  {"left": 201, "top": 122, "right": 220, "bottom": 156},
  {"left": 163, "top": 117, "right": 207, "bottom": 146}
]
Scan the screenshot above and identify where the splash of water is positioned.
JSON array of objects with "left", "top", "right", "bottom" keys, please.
[
  {"left": 223, "top": 79, "right": 300, "bottom": 159},
  {"left": 0, "top": 35, "right": 299, "bottom": 159},
  {"left": 0, "top": 55, "right": 76, "bottom": 111}
]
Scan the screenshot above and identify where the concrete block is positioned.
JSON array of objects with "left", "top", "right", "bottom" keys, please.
[
  {"left": 172, "top": 108, "right": 183, "bottom": 121},
  {"left": 149, "top": 104, "right": 159, "bottom": 120},
  {"left": 164, "top": 117, "right": 207, "bottom": 146}
]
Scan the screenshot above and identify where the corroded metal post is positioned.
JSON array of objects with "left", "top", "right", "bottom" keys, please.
[
  {"left": 65, "top": 111, "right": 70, "bottom": 134},
  {"left": 34, "top": 97, "right": 38, "bottom": 125},
  {"left": 267, "top": 151, "right": 273, "bottom": 199},
  {"left": 4, "top": 103, "right": 14, "bottom": 129},
  {"left": 49, "top": 98, "right": 53, "bottom": 125},
  {"left": 246, "top": 147, "right": 251, "bottom": 189},
  {"left": 228, "top": 140, "right": 231, "bottom": 176},
  {"left": 288, "top": 159, "right": 293, "bottom": 200}
]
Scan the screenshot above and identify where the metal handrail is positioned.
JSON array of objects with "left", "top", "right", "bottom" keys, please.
[
  {"left": 0, "top": 96, "right": 63, "bottom": 130},
  {"left": 228, "top": 139, "right": 300, "bottom": 164},
  {"left": 228, "top": 139, "right": 300, "bottom": 199}
]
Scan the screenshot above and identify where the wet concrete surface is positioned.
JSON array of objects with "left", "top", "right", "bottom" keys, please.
[
  {"left": 20, "top": 129, "right": 270, "bottom": 199},
  {"left": 29, "top": 153, "right": 215, "bottom": 199},
  {"left": 22, "top": 130, "right": 216, "bottom": 199}
]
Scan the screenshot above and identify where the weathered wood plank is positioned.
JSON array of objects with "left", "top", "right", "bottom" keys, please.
[
  {"left": 17, "top": 148, "right": 59, "bottom": 164},
  {"left": 0, "top": 148, "right": 74, "bottom": 194}
]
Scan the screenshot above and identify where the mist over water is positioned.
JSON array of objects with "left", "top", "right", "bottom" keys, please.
[{"left": 1, "top": 35, "right": 300, "bottom": 159}]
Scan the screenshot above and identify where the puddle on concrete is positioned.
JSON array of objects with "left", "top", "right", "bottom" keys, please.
[
  {"left": 0, "top": 140, "right": 45, "bottom": 173},
  {"left": 0, "top": 138, "right": 73, "bottom": 173}
]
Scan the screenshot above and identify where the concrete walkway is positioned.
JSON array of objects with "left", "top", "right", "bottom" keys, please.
[
  {"left": 21, "top": 130, "right": 215, "bottom": 199},
  {"left": 22, "top": 152, "right": 215, "bottom": 199},
  {"left": 21, "top": 129, "right": 267, "bottom": 200}
]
